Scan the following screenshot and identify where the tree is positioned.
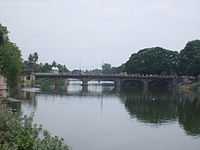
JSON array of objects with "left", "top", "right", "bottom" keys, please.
[
  {"left": 28, "top": 54, "right": 34, "bottom": 64},
  {"left": 124, "top": 47, "right": 179, "bottom": 75},
  {"left": 0, "top": 112, "right": 69, "bottom": 150},
  {"left": 57, "top": 64, "right": 69, "bottom": 73},
  {"left": 26, "top": 52, "right": 39, "bottom": 72},
  {"left": 0, "top": 42, "right": 22, "bottom": 88},
  {"left": 179, "top": 40, "right": 200, "bottom": 76},
  {"left": 0, "top": 24, "right": 8, "bottom": 45},
  {"left": 0, "top": 24, "right": 22, "bottom": 89},
  {"left": 39, "top": 63, "right": 52, "bottom": 73},
  {"left": 28, "top": 52, "right": 38, "bottom": 64},
  {"left": 102, "top": 63, "right": 112, "bottom": 74},
  {"left": 33, "top": 52, "right": 38, "bottom": 63},
  {"left": 24, "top": 54, "right": 69, "bottom": 73},
  {"left": 52, "top": 61, "right": 57, "bottom": 67}
]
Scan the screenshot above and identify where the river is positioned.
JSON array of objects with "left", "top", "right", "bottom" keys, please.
[{"left": 18, "top": 84, "right": 200, "bottom": 150}]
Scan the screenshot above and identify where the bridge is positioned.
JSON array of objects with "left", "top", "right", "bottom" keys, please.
[
  {"left": 22, "top": 73, "right": 196, "bottom": 92},
  {"left": 20, "top": 73, "right": 195, "bottom": 91}
]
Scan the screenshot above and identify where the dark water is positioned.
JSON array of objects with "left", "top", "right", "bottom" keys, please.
[{"left": 19, "top": 84, "right": 200, "bottom": 150}]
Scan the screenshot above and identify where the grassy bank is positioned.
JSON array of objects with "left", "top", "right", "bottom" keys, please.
[{"left": 0, "top": 111, "right": 70, "bottom": 150}]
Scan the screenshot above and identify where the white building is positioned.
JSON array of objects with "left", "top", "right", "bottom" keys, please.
[{"left": 52, "top": 67, "right": 59, "bottom": 73}]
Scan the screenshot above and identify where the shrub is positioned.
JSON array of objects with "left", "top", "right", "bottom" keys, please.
[{"left": 0, "top": 112, "right": 69, "bottom": 150}]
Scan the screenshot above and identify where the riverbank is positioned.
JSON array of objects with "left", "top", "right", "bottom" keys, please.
[{"left": 0, "top": 101, "right": 70, "bottom": 150}]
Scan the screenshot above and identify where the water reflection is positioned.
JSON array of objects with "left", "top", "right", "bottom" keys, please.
[
  {"left": 17, "top": 85, "right": 200, "bottom": 150},
  {"left": 120, "top": 90, "right": 200, "bottom": 136},
  {"left": 178, "top": 93, "right": 200, "bottom": 136},
  {"left": 2, "top": 82, "right": 200, "bottom": 150},
  {"left": 18, "top": 85, "right": 200, "bottom": 138},
  {"left": 120, "top": 92, "right": 178, "bottom": 125}
]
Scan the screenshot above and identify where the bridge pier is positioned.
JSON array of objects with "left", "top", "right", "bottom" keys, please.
[
  {"left": 171, "top": 78, "right": 178, "bottom": 89},
  {"left": 81, "top": 78, "right": 89, "bottom": 93},
  {"left": 82, "top": 85, "right": 88, "bottom": 93},
  {"left": 53, "top": 78, "right": 59, "bottom": 90},
  {"left": 82, "top": 78, "right": 89, "bottom": 87},
  {"left": 64, "top": 79, "right": 69, "bottom": 91},
  {"left": 30, "top": 74, "right": 36, "bottom": 87}
]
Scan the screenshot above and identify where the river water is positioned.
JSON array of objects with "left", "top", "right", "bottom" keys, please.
[{"left": 19, "top": 84, "right": 200, "bottom": 150}]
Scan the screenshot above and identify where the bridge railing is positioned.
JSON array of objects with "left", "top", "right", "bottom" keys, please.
[{"left": 33, "top": 72, "right": 184, "bottom": 79}]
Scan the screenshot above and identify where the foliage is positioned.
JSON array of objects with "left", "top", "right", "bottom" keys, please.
[
  {"left": 0, "top": 24, "right": 22, "bottom": 89},
  {"left": 179, "top": 40, "right": 200, "bottom": 76},
  {"left": 39, "top": 63, "right": 52, "bottom": 73},
  {"left": 0, "top": 42, "right": 22, "bottom": 88},
  {"left": 56, "top": 64, "right": 69, "bottom": 73},
  {"left": 24, "top": 54, "right": 69, "bottom": 73},
  {"left": 124, "top": 47, "right": 179, "bottom": 75},
  {"left": 0, "top": 24, "right": 8, "bottom": 45},
  {"left": 36, "top": 78, "right": 65, "bottom": 91},
  {"left": 24, "top": 52, "right": 39, "bottom": 72},
  {"left": 101, "top": 63, "right": 121, "bottom": 74},
  {"left": 0, "top": 112, "right": 69, "bottom": 150},
  {"left": 102, "top": 63, "right": 112, "bottom": 74},
  {"left": 28, "top": 52, "right": 39, "bottom": 64},
  {"left": 52, "top": 61, "right": 57, "bottom": 67}
]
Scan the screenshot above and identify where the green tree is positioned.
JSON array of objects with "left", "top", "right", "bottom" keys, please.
[
  {"left": 33, "top": 52, "right": 38, "bottom": 63},
  {"left": 39, "top": 63, "right": 52, "bottom": 73},
  {"left": 125, "top": 47, "right": 179, "bottom": 75},
  {"left": 26, "top": 52, "right": 39, "bottom": 72},
  {"left": 0, "top": 24, "right": 22, "bottom": 89},
  {"left": 0, "top": 112, "right": 69, "bottom": 150},
  {"left": 28, "top": 52, "right": 38, "bottom": 64},
  {"left": 179, "top": 40, "right": 200, "bottom": 76},
  {"left": 52, "top": 61, "right": 57, "bottom": 67},
  {"left": 28, "top": 54, "right": 34, "bottom": 64},
  {"left": 102, "top": 63, "right": 112, "bottom": 74},
  {"left": 0, "top": 42, "right": 22, "bottom": 88},
  {"left": 57, "top": 64, "right": 69, "bottom": 73},
  {"left": 0, "top": 24, "right": 8, "bottom": 45}
]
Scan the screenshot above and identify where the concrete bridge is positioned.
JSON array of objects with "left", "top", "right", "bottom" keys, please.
[{"left": 23, "top": 73, "right": 196, "bottom": 92}]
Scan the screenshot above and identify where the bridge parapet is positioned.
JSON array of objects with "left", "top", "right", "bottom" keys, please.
[{"left": 33, "top": 73, "right": 179, "bottom": 80}]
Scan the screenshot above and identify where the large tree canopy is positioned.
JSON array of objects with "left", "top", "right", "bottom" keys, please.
[
  {"left": 0, "top": 24, "right": 22, "bottom": 88},
  {"left": 124, "top": 47, "right": 179, "bottom": 75},
  {"left": 179, "top": 40, "right": 200, "bottom": 76}
]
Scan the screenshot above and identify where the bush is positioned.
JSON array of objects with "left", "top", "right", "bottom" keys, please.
[{"left": 0, "top": 112, "right": 69, "bottom": 150}]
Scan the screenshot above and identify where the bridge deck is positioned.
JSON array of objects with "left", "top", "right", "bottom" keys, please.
[{"left": 34, "top": 73, "right": 181, "bottom": 80}]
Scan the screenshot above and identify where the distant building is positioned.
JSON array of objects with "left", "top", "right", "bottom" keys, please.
[
  {"left": 51, "top": 67, "right": 59, "bottom": 73},
  {"left": 0, "top": 75, "right": 7, "bottom": 98}
]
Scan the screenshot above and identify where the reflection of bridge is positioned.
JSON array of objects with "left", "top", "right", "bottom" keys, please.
[
  {"left": 26, "top": 73, "right": 195, "bottom": 91},
  {"left": 20, "top": 89, "right": 200, "bottom": 136}
]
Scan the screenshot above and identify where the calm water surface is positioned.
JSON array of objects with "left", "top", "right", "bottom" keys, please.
[{"left": 20, "top": 84, "right": 200, "bottom": 150}]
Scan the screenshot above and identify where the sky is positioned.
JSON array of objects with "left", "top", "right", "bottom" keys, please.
[{"left": 0, "top": 0, "right": 200, "bottom": 70}]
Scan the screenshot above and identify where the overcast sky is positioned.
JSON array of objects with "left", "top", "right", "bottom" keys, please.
[{"left": 0, "top": 0, "right": 200, "bottom": 69}]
